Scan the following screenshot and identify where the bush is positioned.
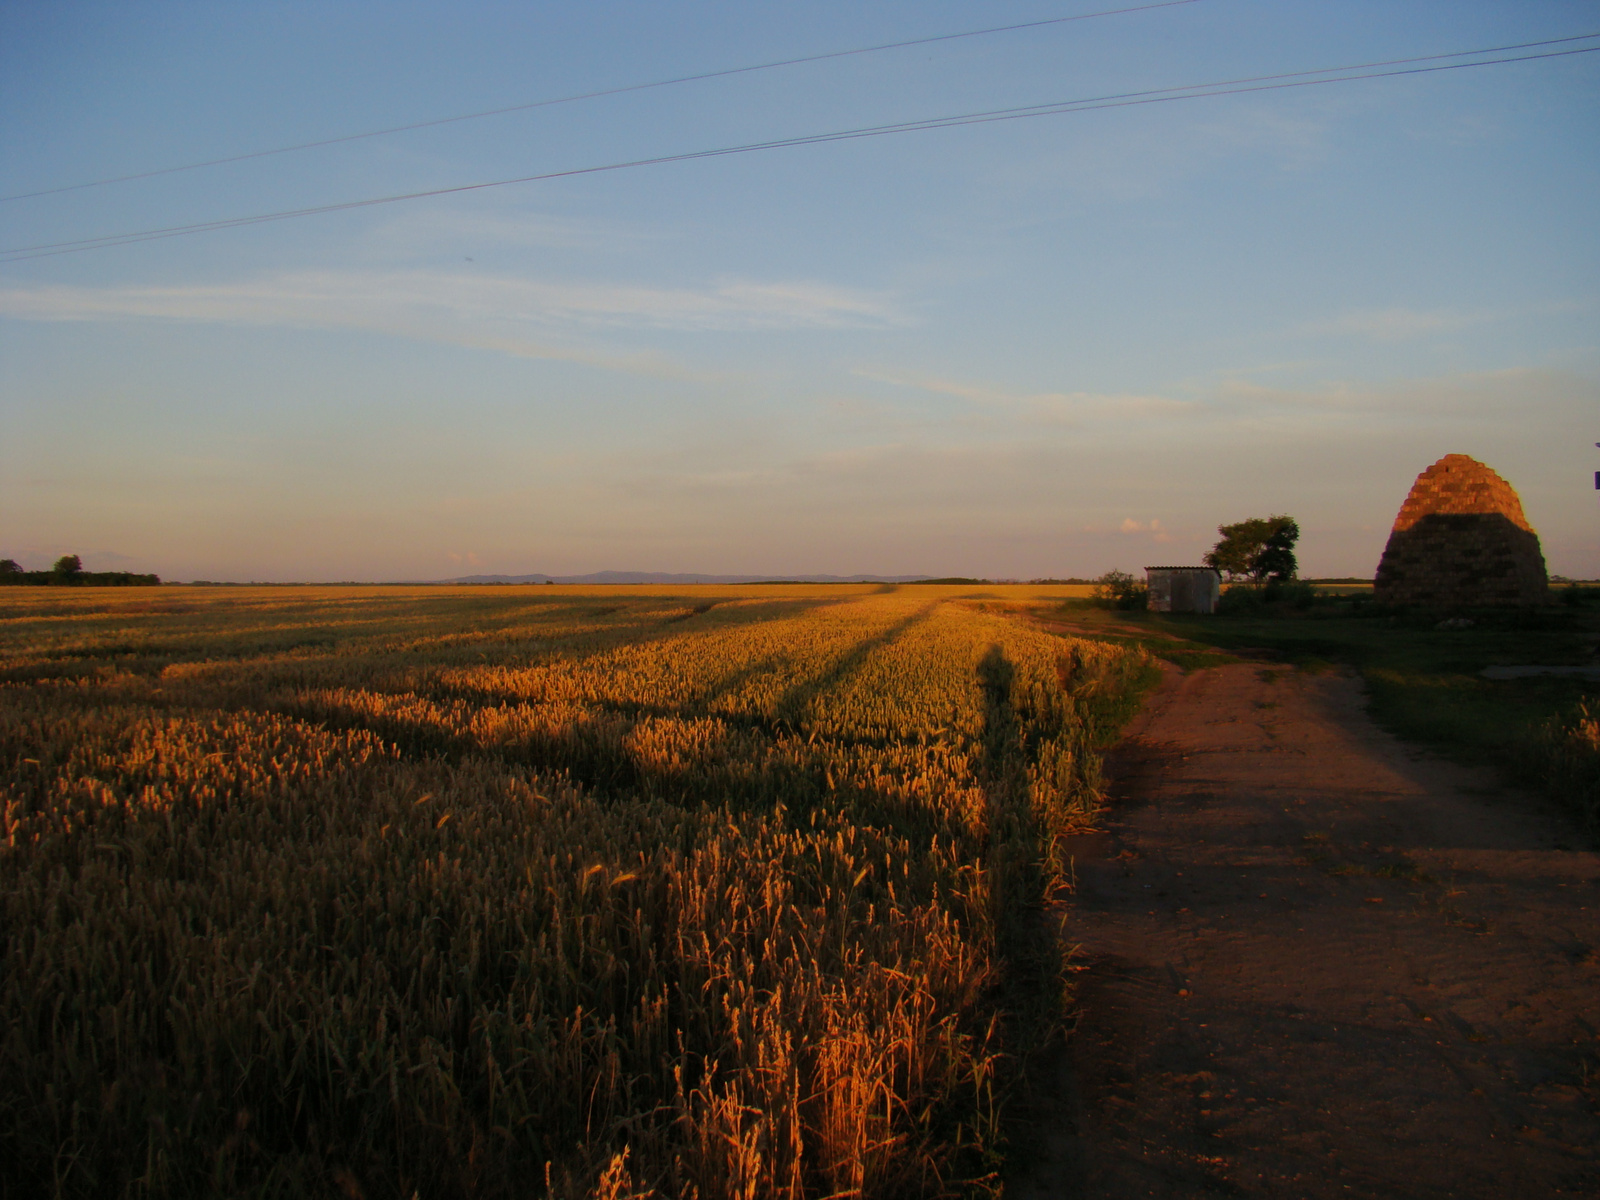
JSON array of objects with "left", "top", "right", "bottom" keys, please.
[
  {"left": 1216, "top": 585, "right": 1263, "bottom": 614},
  {"left": 1530, "top": 701, "right": 1600, "bottom": 835},
  {"left": 1266, "top": 579, "right": 1318, "bottom": 610},
  {"left": 1093, "top": 569, "right": 1148, "bottom": 610},
  {"left": 1217, "top": 579, "right": 1318, "bottom": 615}
]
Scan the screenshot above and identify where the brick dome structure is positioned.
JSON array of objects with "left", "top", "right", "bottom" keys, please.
[{"left": 1374, "top": 454, "right": 1548, "bottom": 607}]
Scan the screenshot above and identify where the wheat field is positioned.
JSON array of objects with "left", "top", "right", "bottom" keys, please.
[{"left": 0, "top": 584, "right": 1149, "bottom": 1199}]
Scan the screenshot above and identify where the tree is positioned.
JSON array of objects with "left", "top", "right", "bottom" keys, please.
[
  {"left": 52, "top": 554, "right": 83, "bottom": 581},
  {"left": 0, "top": 559, "right": 21, "bottom": 575},
  {"left": 1203, "top": 516, "right": 1299, "bottom": 584},
  {"left": 1254, "top": 517, "right": 1300, "bottom": 583}
]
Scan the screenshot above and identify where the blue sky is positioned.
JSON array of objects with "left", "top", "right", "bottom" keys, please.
[{"left": 2, "top": 0, "right": 1596, "bottom": 581}]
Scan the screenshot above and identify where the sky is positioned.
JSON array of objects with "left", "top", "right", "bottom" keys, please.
[{"left": 1, "top": 0, "right": 1596, "bottom": 582}]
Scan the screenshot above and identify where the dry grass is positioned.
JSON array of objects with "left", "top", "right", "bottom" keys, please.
[
  {"left": 1536, "top": 699, "right": 1600, "bottom": 833},
  {"left": 0, "top": 585, "right": 1151, "bottom": 1198}
]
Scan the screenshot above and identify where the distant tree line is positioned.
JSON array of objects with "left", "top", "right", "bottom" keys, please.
[{"left": 0, "top": 555, "right": 160, "bottom": 587}]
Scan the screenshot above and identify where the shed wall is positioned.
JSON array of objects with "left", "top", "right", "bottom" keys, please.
[{"left": 1146, "top": 568, "right": 1220, "bottom": 614}]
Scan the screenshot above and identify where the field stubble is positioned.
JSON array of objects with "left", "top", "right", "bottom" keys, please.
[{"left": 0, "top": 585, "right": 1151, "bottom": 1198}]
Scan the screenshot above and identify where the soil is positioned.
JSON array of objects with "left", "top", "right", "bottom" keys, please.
[{"left": 1008, "top": 661, "right": 1600, "bottom": 1199}]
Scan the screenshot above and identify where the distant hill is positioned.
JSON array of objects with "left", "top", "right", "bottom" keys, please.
[{"left": 438, "top": 571, "right": 940, "bottom": 585}]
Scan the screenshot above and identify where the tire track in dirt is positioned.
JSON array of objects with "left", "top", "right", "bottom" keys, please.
[{"left": 1010, "top": 661, "right": 1600, "bottom": 1198}]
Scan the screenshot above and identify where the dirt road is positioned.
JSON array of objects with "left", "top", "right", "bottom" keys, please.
[{"left": 1011, "top": 662, "right": 1600, "bottom": 1198}]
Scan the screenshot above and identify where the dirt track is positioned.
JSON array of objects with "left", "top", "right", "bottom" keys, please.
[{"left": 1011, "top": 662, "right": 1600, "bottom": 1198}]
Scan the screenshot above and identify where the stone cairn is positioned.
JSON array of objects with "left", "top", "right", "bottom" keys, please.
[{"left": 1374, "top": 454, "right": 1548, "bottom": 606}]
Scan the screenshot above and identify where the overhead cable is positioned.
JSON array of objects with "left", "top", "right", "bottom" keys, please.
[
  {"left": 4, "top": 35, "right": 1596, "bottom": 263},
  {"left": 0, "top": 0, "right": 1201, "bottom": 203}
]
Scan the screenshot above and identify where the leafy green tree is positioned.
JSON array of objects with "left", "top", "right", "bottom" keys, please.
[
  {"left": 0, "top": 559, "right": 21, "bottom": 575},
  {"left": 1202, "top": 529, "right": 1256, "bottom": 580},
  {"left": 52, "top": 554, "right": 83, "bottom": 582},
  {"left": 1203, "top": 516, "right": 1299, "bottom": 584},
  {"left": 1254, "top": 517, "right": 1300, "bottom": 583}
]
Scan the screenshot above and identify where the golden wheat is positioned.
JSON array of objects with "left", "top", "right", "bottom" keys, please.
[{"left": 0, "top": 585, "right": 1151, "bottom": 1198}]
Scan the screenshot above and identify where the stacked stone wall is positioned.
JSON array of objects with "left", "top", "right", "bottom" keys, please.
[
  {"left": 1374, "top": 455, "right": 1548, "bottom": 607},
  {"left": 1390, "top": 453, "right": 1533, "bottom": 533}
]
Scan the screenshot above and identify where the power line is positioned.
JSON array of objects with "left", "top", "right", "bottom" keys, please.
[
  {"left": 4, "top": 35, "right": 1596, "bottom": 263},
  {"left": 0, "top": 0, "right": 1200, "bottom": 204},
  {"left": 12, "top": 36, "right": 1591, "bottom": 260}
]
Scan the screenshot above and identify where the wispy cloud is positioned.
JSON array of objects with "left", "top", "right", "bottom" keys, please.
[
  {"left": 1299, "top": 306, "right": 1491, "bottom": 342},
  {"left": 0, "top": 268, "right": 907, "bottom": 346},
  {"left": 1119, "top": 517, "right": 1174, "bottom": 543},
  {"left": 1212, "top": 367, "right": 1599, "bottom": 419},
  {"left": 846, "top": 364, "right": 1598, "bottom": 455},
  {"left": 1189, "top": 104, "right": 1334, "bottom": 171},
  {"left": 853, "top": 367, "right": 1194, "bottom": 424},
  {"left": 363, "top": 207, "right": 656, "bottom": 255}
]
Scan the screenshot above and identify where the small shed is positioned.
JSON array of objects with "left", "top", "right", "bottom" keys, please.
[{"left": 1146, "top": 566, "right": 1221, "bottom": 614}]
